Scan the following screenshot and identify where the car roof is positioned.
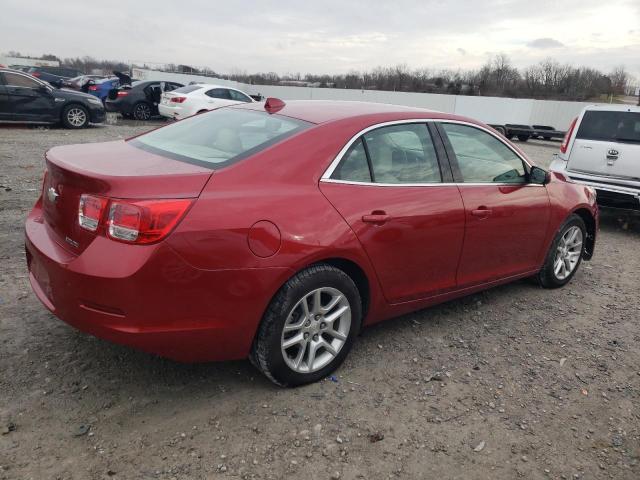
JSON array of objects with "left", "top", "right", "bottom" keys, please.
[
  {"left": 583, "top": 104, "right": 640, "bottom": 113},
  {"left": 233, "top": 100, "right": 464, "bottom": 125}
]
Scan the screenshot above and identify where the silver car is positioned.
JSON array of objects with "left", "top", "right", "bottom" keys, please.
[{"left": 551, "top": 105, "right": 640, "bottom": 209}]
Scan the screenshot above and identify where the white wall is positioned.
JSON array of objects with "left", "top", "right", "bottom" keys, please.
[{"left": 134, "top": 68, "right": 605, "bottom": 130}]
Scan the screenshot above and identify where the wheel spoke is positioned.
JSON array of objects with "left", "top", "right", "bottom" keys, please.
[
  {"left": 321, "top": 293, "right": 343, "bottom": 314},
  {"left": 324, "top": 305, "right": 349, "bottom": 324},
  {"left": 325, "top": 328, "right": 347, "bottom": 341},
  {"left": 282, "top": 333, "right": 304, "bottom": 350},
  {"left": 321, "top": 340, "right": 338, "bottom": 357},
  {"left": 293, "top": 341, "right": 308, "bottom": 368},
  {"left": 312, "top": 289, "right": 322, "bottom": 313},
  {"left": 307, "top": 341, "right": 320, "bottom": 369}
]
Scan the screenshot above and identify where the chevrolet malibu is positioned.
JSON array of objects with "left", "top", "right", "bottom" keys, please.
[{"left": 25, "top": 99, "right": 598, "bottom": 386}]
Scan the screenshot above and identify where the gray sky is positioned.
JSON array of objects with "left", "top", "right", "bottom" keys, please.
[{"left": 1, "top": 0, "right": 639, "bottom": 79}]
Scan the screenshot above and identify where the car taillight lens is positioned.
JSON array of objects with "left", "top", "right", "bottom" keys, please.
[
  {"left": 79, "top": 194, "right": 108, "bottom": 231},
  {"left": 117, "top": 91, "right": 129, "bottom": 97},
  {"left": 88, "top": 85, "right": 98, "bottom": 91},
  {"left": 170, "top": 96, "right": 187, "bottom": 103},
  {"left": 32, "top": 72, "right": 41, "bottom": 77},
  {"left": 107, "top": 199, "right": 193, "bottom": 244},
  {"left": 77, "top": 196, "right": 192, "bottom": 244},
  {"left": 560, "top": 117, "right": 577, "bottom": 154}
]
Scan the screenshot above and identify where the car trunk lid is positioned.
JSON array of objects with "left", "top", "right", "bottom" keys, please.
[{"left": 42, "top": 139, "right": 213, "bottom": 254}]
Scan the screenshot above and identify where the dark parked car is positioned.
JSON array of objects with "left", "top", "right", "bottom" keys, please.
[
  {"left": 105, "top": 80, "right": 183, "bottom": 120},
  {"left": 0, "top": 68, "right": 105, "bottom": 128},
  {"left": 26, "top": 66, "right": 85, "bottom": 86}
]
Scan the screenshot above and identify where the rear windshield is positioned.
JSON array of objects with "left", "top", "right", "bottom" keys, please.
[
  {"left": 172, "top": 85, "right": 204, "bottom": 94},
  {"left": 577, "top": 111, "right": 640, "bottom": 144},
  {"left": 131, "top": 108, "right": 311, "bottom": 168}
]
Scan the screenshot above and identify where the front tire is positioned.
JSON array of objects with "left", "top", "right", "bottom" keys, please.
[
  {"left": 251, "top": 264, "right": 362, "bottom": 387},
  {"left": 537, "top": 214, "right": 586, "bottom": 288},
  {"left": 61, "top": 104, "right": 89, "bottom": 129}
]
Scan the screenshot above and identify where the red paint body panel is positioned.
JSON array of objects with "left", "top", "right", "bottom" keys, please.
[
  {"left": 455, "top": 184, "right": 551, "bottom": 286},
  {"left": 320, "top": 182, "right": 465, "bottom": 302},
  {"left": 24, "top": 101, "right": 599, "bottom": 362}
]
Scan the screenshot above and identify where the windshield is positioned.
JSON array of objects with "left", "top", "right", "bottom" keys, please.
[
  {"left": 577, "top": 111, "right": 640, "bottom": 144},
  {"left": 131, "top": 108, "right": 311, "bottom": 168}
]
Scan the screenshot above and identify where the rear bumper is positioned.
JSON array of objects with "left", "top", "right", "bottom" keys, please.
[
  {"left": 550, "top": 158, "right": 640, "bottom": 209},
  {"left": 25, "top": 202, "right": 292, "bottom": 362}
]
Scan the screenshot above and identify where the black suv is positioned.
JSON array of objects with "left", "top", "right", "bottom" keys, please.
[
  {"left": 105, "top": 80, "right": 183, "bottom": 120},
  {"left": 0, "top": 69, "right": 105, "bottom": 128}
]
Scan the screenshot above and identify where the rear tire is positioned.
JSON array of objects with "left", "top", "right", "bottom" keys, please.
[
  {"left": 61, "top": 104, "right": 89, "bottom": 129},
  {"left": 251, "top": 264, "right": 362, "bottom": 387},
  {"left": 537, "top": 214, "right": 586, "bottom": 288},
  {"left": 517, "top": 135, "right": 529, "bottom": 142},
  {"left": 132, "top": 102, "right": 152, "bottom": 121}
]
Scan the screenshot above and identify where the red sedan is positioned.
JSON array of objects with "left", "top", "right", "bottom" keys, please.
[{"left": 25, "top": 99, "right": 598, "bottom": 386}]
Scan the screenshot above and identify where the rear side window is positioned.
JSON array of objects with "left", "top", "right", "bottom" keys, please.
[
  {"left": 331, "top": 124, "right": 441, "bottom": 184},
  {"left": 332, "top": 139, "right": 371, "bottom": 182},
  {"left": 172, "top": 85, "right": 203, "bottom": 94},
  {"left": 131, "top": 109, "right": 310, "bottom": 168},
  {"left": 576, "top": 111, "right": 640, "bottom": 144},
  {"left": 206, "top": 88, "right": 231, "bottom": 99}
]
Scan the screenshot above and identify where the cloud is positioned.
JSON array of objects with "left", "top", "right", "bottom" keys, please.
[
  {"left": 457, "top": 48, "right": 467, "bottom": 55},
  {"left": 527, "top": 37, "right": 565, "bottom": 49}
]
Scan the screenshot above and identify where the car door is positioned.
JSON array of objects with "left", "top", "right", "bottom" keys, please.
[
  {"left": 204, "top": 88, "right": 234, "bottom": 109},
  {"left": 568, "top": 109, "right": 640, "bottom": 180},
  {"left": 2, "top": 72, "right": 56, "bottom": 122},
  {"left": 437, "top": 122, "right": 550, "bottom": 287},
  {"left": 320, "top": 122, "right": 466, "bottom": 303}
]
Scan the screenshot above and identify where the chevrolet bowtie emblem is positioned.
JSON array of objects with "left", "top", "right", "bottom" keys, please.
[{"left": 47, "top": 187, "right": 59, "bottom": 203}]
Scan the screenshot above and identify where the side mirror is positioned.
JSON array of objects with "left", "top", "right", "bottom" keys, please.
[{"left": 529, "top": 166, "right": 550, "bottom": 185}]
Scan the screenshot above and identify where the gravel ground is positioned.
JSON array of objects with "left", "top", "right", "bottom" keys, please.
[{"left": 0, "top": 121, "right": 639, "bottom": 480}]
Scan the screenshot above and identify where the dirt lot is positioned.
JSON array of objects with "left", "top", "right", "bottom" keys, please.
[{"left": 1, "top": 122, "right": 639, "bottom": 480}]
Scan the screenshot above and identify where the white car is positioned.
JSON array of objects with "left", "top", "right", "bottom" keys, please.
[
  {"left": 550, "top": 104, "right": 640, "bottom": 209},
  {"left": 158, "top": 84, "right": 255, "bottom": 120}
]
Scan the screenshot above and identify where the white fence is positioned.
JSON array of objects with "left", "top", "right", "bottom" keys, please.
[{"left": 133, "top": 68, "right": 606, "bottom": 130}]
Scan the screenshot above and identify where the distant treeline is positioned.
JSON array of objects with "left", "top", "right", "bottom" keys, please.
[{"left": 8, "top": 51, "right": 632, "bottom": 101}]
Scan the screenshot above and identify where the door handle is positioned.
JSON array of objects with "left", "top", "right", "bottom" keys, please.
[
  {"left": 362, "top": 211, "right": 391, "bottom": 225},
  {"left": 471, "top": 207, "right": 493, "bottom": 218}
]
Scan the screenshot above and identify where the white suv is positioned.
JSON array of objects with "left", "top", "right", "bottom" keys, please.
[
  {"left": 550, "top": 105, "right": 640, "bottom": 209},
  {"left": 158, "top": 84, "right": 255, "bottom": 120}
]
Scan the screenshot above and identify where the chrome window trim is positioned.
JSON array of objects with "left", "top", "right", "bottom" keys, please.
[
  {"left": 321, "top": 178, "right": 544, "bottom": 188},
  {"left": 320, "top": 118, "right": 535, "bottom": 186}
]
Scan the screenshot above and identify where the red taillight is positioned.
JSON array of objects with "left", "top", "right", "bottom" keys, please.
[
  {"left": 88, "top": 85, "right": 99, "bottom": 91},
  {"left": 78, "top": 194, "right": 108, "bottom": 232},
  {"left": 560, "top": 117, "right": 577, "bottom": 154},
  {"left": 170, "top": 96, "right": 187, "bottom": 103},
  {"left": 78, "top": 195, "right": 192, "bottom": 244},
  {"left": 32, "top": 72, "right": 41, "bottom": 77},
  {"left": 117, "top": 91, "right": 129, "bottom": 97}
]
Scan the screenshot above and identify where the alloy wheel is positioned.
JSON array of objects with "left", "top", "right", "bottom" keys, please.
[
  {"left": 135, "top": 103, "right": 151, "bottom": 120},
  {"left": 67, "top": 108, "right": 87, "bottom": 127},
  {"left": 553, "top": 226, "right": 583, "bottom": 280},
  {"left": 281, "top": 287, "right": 351, "bottom": 373}
]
